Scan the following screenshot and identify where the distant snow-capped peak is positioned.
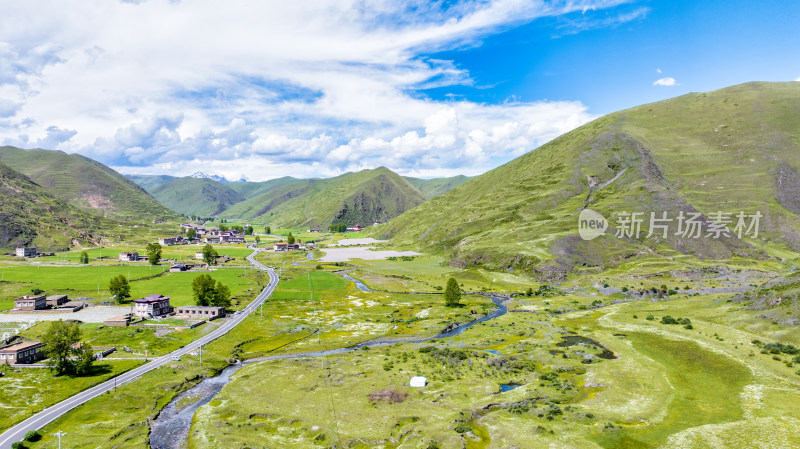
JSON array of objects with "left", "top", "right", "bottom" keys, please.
[{"left": 190, "top": 171, "right": 230, "bottom": 183}]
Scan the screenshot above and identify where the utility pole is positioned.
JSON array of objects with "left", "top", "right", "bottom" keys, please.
[{"left": 55, "top": 430, "right": 66, "bottom": 449}]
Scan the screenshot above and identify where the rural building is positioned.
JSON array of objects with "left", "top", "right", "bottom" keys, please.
[
  {"left": 15, "top": 247, "right": 37, "bottom": 258},
  {"left": 274, "top": 242, "right": 287, "bottom": 251},
  {"left": 346, "top": 225, "right": 363, "bottom": 232},
  {"left": 119, "top": 251, "right": 140, "bottom": 262},
  {"left": 103, "top": 314, "right": 131, "bottom": 327},
  {"left": 158, "top": 236, "right": 187, "bottom": 246},
  {"left": 46, "top": 294, "right": 69, "bottom": 307},
  {"left": 0, "top": 341, "right": 45, "bottom": 364},
  {"left": 133, "top": 294, "right": 172, "bottom": 318},
  {"left": 14, "top": 294, "right": 47, "bottom": 311},
  {"left": 221, "top": 234, "right": 245, "bottom": 244},
  {"left": 175, "top": 306, "right": 225, "bottom": 319},
  {"left": 410, "top": 376, "right": 427, "bottom": 387},
  {"left": 205, "top": 236, "right": 221, "bottom": 244},
  {"left": 170, "top": 263, "right": 188, "bottom": 272},
  {"left": 195, "top": 251, "right": 205, "bottom": 260}
]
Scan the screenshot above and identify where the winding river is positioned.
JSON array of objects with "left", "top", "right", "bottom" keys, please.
[{"left": 150, "top": 267, "right": 508, "bottom": 449}]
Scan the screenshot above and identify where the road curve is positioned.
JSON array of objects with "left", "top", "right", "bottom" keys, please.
[{"left": 0, "top": 250, "right": 279, "bottom": 449}]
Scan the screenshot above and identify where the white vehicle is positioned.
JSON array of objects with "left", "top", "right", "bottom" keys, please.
[{"left": 171, "top": 356, "right": 181, "bottom": 361}]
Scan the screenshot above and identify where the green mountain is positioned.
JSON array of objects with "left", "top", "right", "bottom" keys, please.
[
  {"left": 380, "top": 82, "right": 800, "bottom": 279},
  {"left": 227, "top": 176, "right": 301, "bottom": 199},
  {"left": 221, "top": 167, "right": 427, "bottom": 228},
  {"left": 125, "top": 174, "right": 176, "bottom": 190},
  {"left": 0, "top": 146, "right": 175, "bottom": 220},
  {"left": 0, "top": 162, "right": 107, "bottom": 250},
  {"left": 149, "top": 177, "right": 245, "bottom": 217},
  {"left": 403, "top": 175, "right": 473, "bottom": 199}
]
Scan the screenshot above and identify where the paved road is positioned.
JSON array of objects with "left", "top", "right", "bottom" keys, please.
[{"left": 0, "top": 250, "right": 278, "bottom": 449}]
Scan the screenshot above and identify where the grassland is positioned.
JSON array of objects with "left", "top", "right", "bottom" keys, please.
[{"left": 10, "top": 242, "right": 800, "bottom": 449}]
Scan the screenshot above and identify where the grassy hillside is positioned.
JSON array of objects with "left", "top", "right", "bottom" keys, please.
[
  {"left": 221, "top": 167, "right": 427, "bottom": 228},
  {"left": 0, "top": 146, "right": 176, "bottom": 220},
  {"left": 0, "top": 162, "right": 109, "bottom": 250},
  {"left": 150, "top": 177, "right": 245, "bottom": 217},
  {"left": 380, "top": 82, "right": 800, "bottom": 279},
  {"left": 227, "top": 176, "right": 301, "bottom": 199},
  {"left": 126, "top": 174, "right": 176, "bottom": 190},
  {"left": 403, "top": 174, "right": 472, "bottom": 198}
]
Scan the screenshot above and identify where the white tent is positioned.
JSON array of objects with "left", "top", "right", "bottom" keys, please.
[{"left": 410, "top": 376, "right": 427, "bottom": 387}]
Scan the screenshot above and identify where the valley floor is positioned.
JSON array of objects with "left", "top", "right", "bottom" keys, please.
[{"left": 3, "top": 246, "right": 800, "bottom": 448}]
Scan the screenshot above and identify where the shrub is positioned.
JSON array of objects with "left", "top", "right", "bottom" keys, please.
[
  {"left": 646, "top": 315, "right": 655, "bottom": 321},
  {"left": 453, "top": 423, "right": 471, "bottom": 434},
  {"left": 24, "top": 431, "right": 41, "bottom": 442}
]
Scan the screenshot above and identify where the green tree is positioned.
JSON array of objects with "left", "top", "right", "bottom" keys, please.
[
  {"left": 211, "top": 281, "right": 231, "bottom": 307},
  {"left": 192, "top": 274, "right": 217, "bottom": 306},
  {"left": 265, "top": 226, "right": 271, "bottom": 234},
  {"left": 186, "top": 228, "right": 197, "bottom": 239},
  {"left": 41, "top": 320, "right": 88, "bottom": 376},
  {"left": 79, "top": 251, "right": 89, "bottom": 264},
  {"left": 146, "top": 242, "right": 162, "bottom": 265},
  {"left": 73, "top": 342, "right": 95, "bottom": 375},
  {"left": 444, "top": 277, "right": 461, "bottom": 307},
  {"left": 108, "top": 274, "right": 130, "bottom": 303},
  {"left": 232, "top": 225, "right": 244, "bottom": 233},
  {"left": 219, "top": 224, "right": 228, "bottom": 232},
  {"left": 201, "top": 243, "right": 219, "bottom": 265},
  {"left": 245, "top": 225, "right": 254, "bottom": 235},
  {"left": 287, "top": 232, "right": 296, "bottom": 245},
  {"left": 329, "top": 222, "right": 347, "bottom": 233},
  {"left": 254, "top": 236, "right": 261, "bottom": 244}
]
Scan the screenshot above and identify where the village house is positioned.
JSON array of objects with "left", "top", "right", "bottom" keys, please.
[
  {"left": 119, "top": 251, "right": 140, "bottom": 262},
  {"left": 0, "top": 341, "right": 45, "bottom": 364},
  {"left": 204, "top": 236, "right": 221, "bottom": 244},
  {"left": 46, "top": 294, "right": 69, "bottom": 308},
  {"left": 103, "top": 314, "right": 132, "bottom": 327},
  {"left": 346, "top": 224, "right": 363, "bottom": 232},
  {"left": 14, "top": 294, "right": 46, "bottom": 311},
  {"left": 15, "top": 247, "right": 37, "bottom": 258},
  {"left": 133, "top": 294, "right": 172, "bottom": 318},
  {"left": 273, "top": 242, "right": 287, "bottom": 251},
  {"left": 195, "top": 251, "right": 205, "bottom": 260},
  {"left": 158, "top": 236, "right": 187, "bottom": 246},
  {"left": 220, "top": 234, "right": 245, "bottom": 244},
  {"left": 175, "top": 305, "right": 226, "bottom": 320}
]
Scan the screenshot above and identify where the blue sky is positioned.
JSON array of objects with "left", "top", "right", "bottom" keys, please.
[{"left": 0, "top": 0, "right": 798, "bottom": 180}]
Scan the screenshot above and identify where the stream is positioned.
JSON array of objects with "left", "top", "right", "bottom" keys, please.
[
  {"left": 150, "top": 297, "right": 508, "bottom": 448},
  {"left": 150, "top": 267, "right": 508, "bottom": 449}
]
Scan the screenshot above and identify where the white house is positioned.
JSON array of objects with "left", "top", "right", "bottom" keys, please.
[{"left": 410, "top": 376, "right": 427, "bottom": 387}]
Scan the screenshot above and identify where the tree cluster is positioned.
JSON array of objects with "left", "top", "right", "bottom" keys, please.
[
  {"left": 329, "top": 222, "right": 347, "bottom": 233},
  {"left": 40, "top": 320, "right": 94, "bottom": 376},
  {"left": 146, "top": 242, "right": 162, "bottom": 265},
  {"left": 191, "top": 274, "right": 231, "bottom": 307},
  {"left": 201, "top": 243, "right": 219, "bottom": 265},
  {"left": 109, "top": 274, "right": 131, "bottom": 303}
]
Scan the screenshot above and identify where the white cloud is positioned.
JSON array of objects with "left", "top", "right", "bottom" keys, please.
[
  {"left": 653, "top": 77, "right": 677, "bottom": 87},
  {"left": 0, "top": 0, "right": 620, "bottom": 179},
  {"left": 795, "top": 77, "right": 800, "bottom": 82},
  {"left": 656, "top": 68, "right": 662, "bottom": 74}
]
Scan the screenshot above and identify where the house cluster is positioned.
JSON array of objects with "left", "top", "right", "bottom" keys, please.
[
  {"left": 119, "top": 251, "right": 149, "bottom": 262},
  {"left": 102, "top": 294, "right": 226, "bottom": 325},
  {"left": 158, "top": 236, "right": 192, "bottom": 246},
  {"left": 273, "top": 242, "right": 301, "bottom": 252},
  {"left": 157, "top": 225, "right": 246, "bottom": 246},
  {"left": 13, "top": 293, "right": 77, "bottom": 312},
  {"left": 14, "top": 247, "right": 55, "bottom": 258}
]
